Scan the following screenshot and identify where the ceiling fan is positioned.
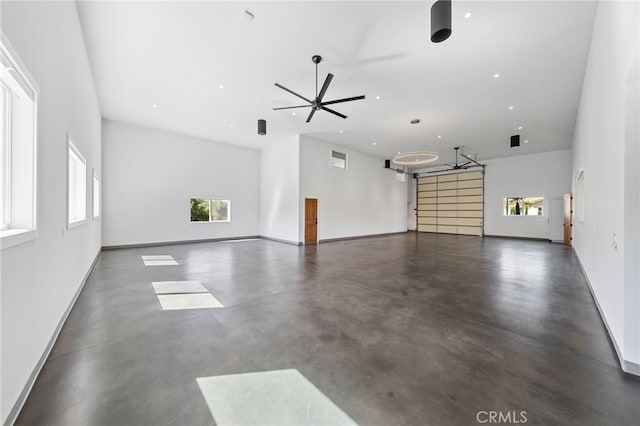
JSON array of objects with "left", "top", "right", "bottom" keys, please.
[
  {"left": 273, "top": 55, "right": 366, "bottom": 123},
  {"left": 445, "top": 147, "right": 474, "bottom": 170}
]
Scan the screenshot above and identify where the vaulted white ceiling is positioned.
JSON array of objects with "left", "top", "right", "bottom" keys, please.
[{"left": 77, "top": 1, "right": 597, "bottom": 166}]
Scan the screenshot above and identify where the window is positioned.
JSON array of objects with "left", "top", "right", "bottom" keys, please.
[
  {"left": 68, "top": 138, "right": 86, "bottom": 226},
  {"left": 92, "top": 170, "right": 100, "bottom": 219},
  {"left": 330, "top": 150, "right": 347, "bottom": 170},
  {"left": 190, "top": 198, "right": 230, "bottom": 222},
  {"left": 0, "top": 37, "right": 38, "bottom": 249},
  {"left": 504, "top": 197, "right": 544, "bottom": 216},
  {"left": 575, "top": 169, "right": 585, "bottom": 223}
]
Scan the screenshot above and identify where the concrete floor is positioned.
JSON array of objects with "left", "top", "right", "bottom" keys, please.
[{"left": 16, "top": 233, "right": 640, "bottom": 425}]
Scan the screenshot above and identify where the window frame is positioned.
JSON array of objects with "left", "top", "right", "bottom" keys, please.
[
  {"left": 330, "top": 149, "right": 348, "bottom": 170},
  {"left": 1, "top": 81, "right": 11, "bottom": 231},
  {"left": 67, "top": 136, "right": 87, "bottom": 228},
  {"left": 92, "top": 169, "right": 100, "bottom": 220},
  {"left": 0, "top": 34, "right": 39, "bottom": 250},
  {"left": 189, "top": 197, "right": 231, "bottom": 223},
  {"left": 503, "top": 196, "right": 545, "bottom": 217}
]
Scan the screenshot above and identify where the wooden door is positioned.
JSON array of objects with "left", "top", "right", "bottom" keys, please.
[
  {"left": 563, "top": 193, "right": 573, "bottom": 245},
  {"left": 305, "top": 198, "right": 318, "bottom": 244}
]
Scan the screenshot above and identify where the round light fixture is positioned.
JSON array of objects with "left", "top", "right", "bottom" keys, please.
[
  {"left": 464, "top": 12, "right": 472, "bottom": 19},
  {"left": 392, "top": 151, "right": 439, "bottom": 166}
]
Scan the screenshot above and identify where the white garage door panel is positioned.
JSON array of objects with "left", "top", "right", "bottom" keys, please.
[
  {"left": 418, "top": 224, "right": 437, "bottom": 232},
  {"left": 418, "top": 217, "right": 437, "bottom": 225},
  {"left": 457, "top": 210, "right": 483, "bottom": 218},
  {"left": 457, "top": 195, "right": 483, "bottom": 203},
  {"left": 457, "top": 226, "right": 483, "bottom": 236},
  {"left": 457, "top": 171, "right": 483, "bottom": 180},
  {"left": 418, "top": 183, "right": 438, "bottom": 191},
  {"left": 458, "top": 218, "right": 482, "bottom": 227},
  {"left": 458, "top": 188, "right": 483, "bottom": 196},
  {"left": 457, "top": 179, "right": 483, "bottom": 189}
]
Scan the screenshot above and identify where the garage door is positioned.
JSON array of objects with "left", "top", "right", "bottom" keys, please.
[{"left": 416, "top": 170, "right": 484, "bottom": 236}]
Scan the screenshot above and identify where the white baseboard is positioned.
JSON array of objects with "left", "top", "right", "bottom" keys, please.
[
  {"left": 573, "top": 248, "right": 639, "bottom": 377},
  {"left": 3, "top": 250, "right": 101, "bottom": 426}
]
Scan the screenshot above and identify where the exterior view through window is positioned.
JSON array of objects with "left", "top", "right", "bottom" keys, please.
[
  {"left": 190, "top": 198, "right": 230, "bottom": 222},
  {"left": 504, "top": 197, "right": 544, "bottom": 216},
  {"left": 330, "top": 150, "right": 347, "bottom": 169}
]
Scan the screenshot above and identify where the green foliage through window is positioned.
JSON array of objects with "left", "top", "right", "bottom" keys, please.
[{"left": 190, "top": 198, "right": 230, "bottom": 222}]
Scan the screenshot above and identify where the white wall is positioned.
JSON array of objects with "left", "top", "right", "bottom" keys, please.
[
  {"left": 572, "top": 0, "right": 640, "bottom": 371},
  {"left": 102, "top": 120, "right": 259, "bottom": 246},
  {"left": 299, "top": 136, "right": 407, "bottom": 241},
  {"left": 0, "top": 2, "right": 102, "bottom": 423},
  {"left": 483, "top": 149, "right": 572, "bottom": 239},
  {"left": 259, "top": 136, "right": 300, "bottom": 243}
]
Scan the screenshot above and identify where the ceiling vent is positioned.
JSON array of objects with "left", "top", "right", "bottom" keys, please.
[{"left": 510, "top": 134, "right": 520, "bottom": 147}]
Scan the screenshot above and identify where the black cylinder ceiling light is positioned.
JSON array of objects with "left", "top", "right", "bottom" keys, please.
[
  {"left": 431, "top": 0, "right": 452, "bottom": 43},
  {"left": 257, "top": 119, "right": 267, "bottom": 135}
]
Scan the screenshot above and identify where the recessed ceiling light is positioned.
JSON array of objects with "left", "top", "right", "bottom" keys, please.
[
  {"left": 397, "top": 151, "right": 401, "bottom": 154},
  {"left": 464, "top": 12, "right": 472, "bottom": 18},
  {"left": 339, "top": 130, "right": 344, "bottom": 134},
  {"left": 291, "top": 112, "right": 296, "bottom": 116},
  {"left": 437, "top": 135, "right": 442, "bottom": 139},
  {"left": 152, "top": 104, "right": 158, "bottom": 108},
  {"left": 218, "top": 84, "right": 224, "bottom": 89},
  {"left": 375, "top": 95, "right": 381, "bottom": 100},
  {"left": 372, "top": 142, "right": 377, "bottom": 146},
  {"left": 517, "top": 126, "right": 523, "bottom": 130},
  {"left": 229, "top": 124, "right": 233, "bottom": 128},
  {"left": 508, "top": 105, "right": 515, "bottom": 110},
  {"left": 493, "top": 73, "right": 500, "bottom": 79},
  {"left": 524, "top": 139, "right": 529, "bottom": 143}
]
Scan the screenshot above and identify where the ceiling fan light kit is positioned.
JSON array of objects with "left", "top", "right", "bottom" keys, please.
[
  {"left": 273, "top": 55, "right": 366, "bottom": 123},
  {"left": 431, "top": 0, "right": 452, "bottom": 43}
]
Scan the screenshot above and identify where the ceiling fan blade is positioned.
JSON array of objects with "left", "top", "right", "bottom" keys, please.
[
  {"left": 321, "top": 95, "right": 366, "bottom": 106},
  {"left": 317, "top": 73, "right": 334, "bottom": 102},
  {"left": 275, "top": 83, "right": 312, "bottom": 104},
  {"left": 321, "top": 106, "right": 347, "bottom": 119},
  {"left": 306, "top": 108, "right": 317, "bottom": 123},
  {"left": 272, "top": 105, "right": 311, "bottom": 111}
]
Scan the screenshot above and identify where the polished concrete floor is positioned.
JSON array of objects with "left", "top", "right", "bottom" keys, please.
[{"left": 17, "top": 233, "right": 640, "bottom": 425}]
